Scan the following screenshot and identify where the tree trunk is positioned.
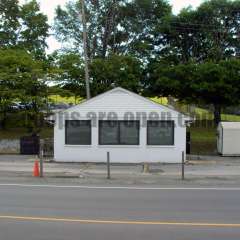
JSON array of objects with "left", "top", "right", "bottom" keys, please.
[
  {"left": 101, "top": 0, "right": 117, "bottom": 58},
  {"left": 213, "top": 104, "right": 221, "bottom": 126}
]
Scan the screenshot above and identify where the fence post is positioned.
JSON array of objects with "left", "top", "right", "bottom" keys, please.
[
  {"left": 107, "top": 152, "right": 111, "bottom": 179},
  {"left": 182, "top": 151, "right": 185, "bottom": 180}
]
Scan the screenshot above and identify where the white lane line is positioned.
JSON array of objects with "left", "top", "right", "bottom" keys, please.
[{"left": 0, "top": 183, "right": 240, "bottom": 191}]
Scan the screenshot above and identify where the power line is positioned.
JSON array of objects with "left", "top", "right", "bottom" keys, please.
[
  {"left": 165, "top": 26, "right": 238, "bottom": 34},
  {"left": 168, "top": 21, "right": 240, "bottom": 29}
]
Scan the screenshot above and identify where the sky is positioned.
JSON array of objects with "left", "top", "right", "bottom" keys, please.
[{"left": 20, "top": 0, "right": 204, "bottom": 53}]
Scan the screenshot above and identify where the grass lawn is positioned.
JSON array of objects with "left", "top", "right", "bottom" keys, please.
[
  {"left": 190, "top": 126, "right": 217, "bottom": 155},
  {"left": 148, "top": 100, "right": 240, "bottom": 122},
  {"left": 48, "top": 95, "right": 83, "bottom": 104},
  {"left": 49, "top": 95, "right": 169, "bottom": 106},
  {"left": 195, "top": 107, "right": 240, "bottom": 121},
  {"left": 190, "top": 108, "right": 240, "bottom": 154},
  {"left": 150, "top": 97, "right": 168, "bottom": 105}
]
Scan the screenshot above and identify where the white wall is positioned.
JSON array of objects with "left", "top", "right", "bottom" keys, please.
[
  {"left": 217, "top": 124, "right": 223, "bottom": 154},
  {"left": 222, "top": 129, "right": 240, "bottom": 156},
  {"left": 54, "top": 89, "right": 187, "bottom": 163}
]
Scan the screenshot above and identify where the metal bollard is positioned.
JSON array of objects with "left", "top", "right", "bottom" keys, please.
[
  {"left": 107, "top": 152, "right": 111, "bottom": 179},
  {"left": 182, "top": 151, "right": 185, "bottom": 180}
]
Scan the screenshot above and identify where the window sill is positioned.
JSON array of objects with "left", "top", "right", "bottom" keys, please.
[
  {"left": 64, "top": 145, "right": 175, "bottom": 148},
  {"left": 146, "top": 145, "right": 175, "bottom": 148},
  {"left": 64, "top": 145, "right": 92, "bottom": 147},
  {"left": 98, "top": 145, "right": 140, "bottom": 148}
]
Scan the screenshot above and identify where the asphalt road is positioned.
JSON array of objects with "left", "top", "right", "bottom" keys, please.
[{"left": 0, "top": 184, "right": 240, "bottom": 240}]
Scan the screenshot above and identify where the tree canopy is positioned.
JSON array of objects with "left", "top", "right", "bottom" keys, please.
[
  {"left": 0, "top": 49, "right": 48, "bottom": 131},
  {"left": 148, "top": 58, "right": 240, "bottom": 124},
  {"left": 1, "top": 0, "right": 240, "bottom": 129},
  {"left": 54, "top": 0, "right": 171, "bottom": 60},
  {"left": 0, "top": 0, "right": 49, "bottom": 59},
  {"left": 53, "top": 51, "right": 143, "bottom": 97},
  {"left": 162, "top": 0, "right": 240, "bottom": 63}
]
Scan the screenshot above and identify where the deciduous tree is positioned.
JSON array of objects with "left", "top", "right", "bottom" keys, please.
[
  {"left": 148, "top": 59, "right": 240, "bottom": 125},
  {"left": 0, "top": 0, "right": 49, "bottom": 59},
  {"left": 0, "top": 49, "right": 48, "bottom": 131}
]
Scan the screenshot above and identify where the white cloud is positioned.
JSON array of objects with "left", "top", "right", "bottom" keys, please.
[
  {"left": 38, "top": 0, "right": 69, "bottom": 23},
  {"left": 169, "top": 0, "right": 204, "bottom": 14},
  {"left": 38, "top": 0, "right": 69, "bottom": 53},
  {"left": 19, "top": 0, "right": 69, "bottom": 53}
]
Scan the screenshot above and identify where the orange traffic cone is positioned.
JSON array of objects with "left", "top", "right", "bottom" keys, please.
[{"left": 33, "top": 160, "right": 40, "bottom": 177}]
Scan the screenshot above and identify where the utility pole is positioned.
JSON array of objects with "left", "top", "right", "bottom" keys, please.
[{"left": 80, "top": 0, "right": 91, "bottom": 99}]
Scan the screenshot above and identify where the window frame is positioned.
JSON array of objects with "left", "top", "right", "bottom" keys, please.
[
  {"left": 98, "top": 120, "right": 140, "bottom": 146},
  {"left": 147, "top": 120, "right": 175, "bottom": 146},
  {"left": 65, "top": 120, "right": 92, "bottom": 145}
]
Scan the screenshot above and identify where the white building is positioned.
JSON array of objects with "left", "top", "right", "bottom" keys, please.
[
  {"left": 54, "top": 87, "right": 191, "bottom": 163},
  {"left": 217, "top": 122, "right": 240, "bottom": 156}
]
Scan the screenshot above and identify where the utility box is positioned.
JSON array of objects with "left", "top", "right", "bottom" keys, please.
[{"left": 217, "top": 122, "right": 240, "bottom": 156}]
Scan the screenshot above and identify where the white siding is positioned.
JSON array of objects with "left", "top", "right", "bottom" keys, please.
[
  {"left": 217, "top": 124, "right": 223, "bottom": 154},
  {"left": 218, "top": 122, "right": 240, "bottom": 156},
  {"left": 54, "top": 88, "right": 187, "bottom": 163}
]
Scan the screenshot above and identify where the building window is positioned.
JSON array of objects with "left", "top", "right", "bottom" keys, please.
[
  {"left": 147, "top": 121, "right": 174, "bottom": 145},
  {"left": 65, "top": 120, "right": 91, "bottom": 145},
  {"left": 99, "top": 121, "right": 140, "bottom": 145}
]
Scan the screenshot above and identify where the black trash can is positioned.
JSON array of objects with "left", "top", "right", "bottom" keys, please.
[{"left": 20, "top": 135, "right": 40, "bottom": 155}]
